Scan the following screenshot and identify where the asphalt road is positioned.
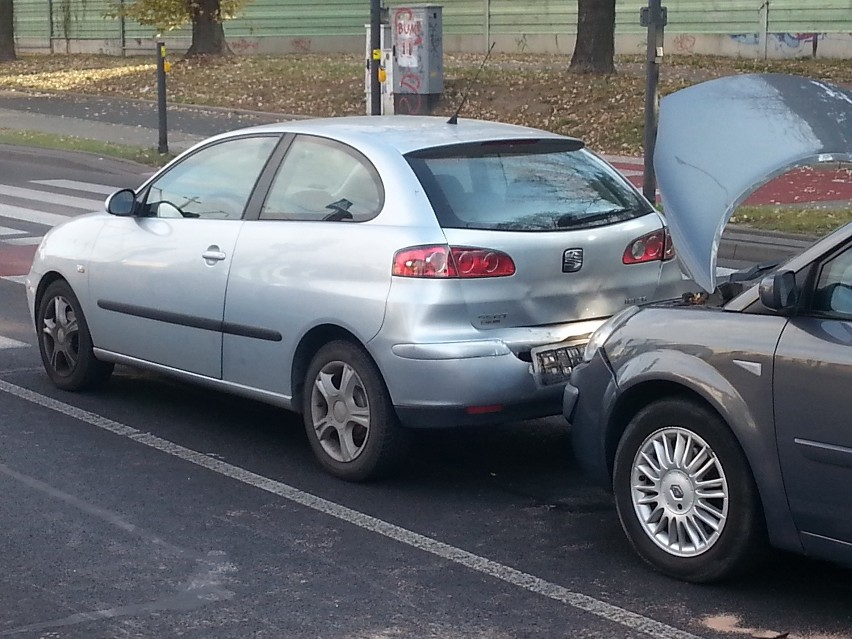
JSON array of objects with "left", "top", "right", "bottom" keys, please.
[{"left": 1, "top": 148, "right": 851, "bottom": 639}]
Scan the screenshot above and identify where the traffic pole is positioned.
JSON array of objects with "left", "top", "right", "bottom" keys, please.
[
  {"left": 156, "top": 41, "right": 168, "bottom": 154},
  {"left": 641, "top": 1, "right": 666, "bottom": 204},
  {"left": 369, "top": 0, "right": 382, "bottom": 115}
]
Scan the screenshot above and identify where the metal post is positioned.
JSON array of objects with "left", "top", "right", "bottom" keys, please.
[
  {"left": 641, "top": 1, "right": 666, "bottom": 204},
  {"left": 156, "top": 41, "right": 168, "bottom": 154},
  {"left": 369, "top": 0, "right": 381, "bottom": 115}
]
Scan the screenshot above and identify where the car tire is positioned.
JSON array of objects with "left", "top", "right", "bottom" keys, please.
[
  {"left": 36, "top": 280, "right": 114, "bottom": 391},
  {"left": 613, "top": 397, "right": 766, "bottom": 583},
  {"left": 302, "top": 340, "right": 409, "bottom": 482}
]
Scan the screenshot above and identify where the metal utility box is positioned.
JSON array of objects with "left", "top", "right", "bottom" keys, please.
[{"left": 391, "top": 5, "right": 443, "bottom": 115}]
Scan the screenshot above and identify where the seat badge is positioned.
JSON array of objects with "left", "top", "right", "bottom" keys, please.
[{"left": 562, "top": 248, "right": 584, "bottom": 273}]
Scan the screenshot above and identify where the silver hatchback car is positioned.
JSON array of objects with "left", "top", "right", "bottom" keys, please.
[{"left": 27, "top": 116, "right": 688, "bottom": 480}]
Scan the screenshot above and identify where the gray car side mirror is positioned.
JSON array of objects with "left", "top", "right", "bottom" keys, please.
[
  {"left": 106, "top": 189, "right": 137, "bottom": 217},
  {"left": 759, "top": 270, "right": 798, "bottom": 311}
]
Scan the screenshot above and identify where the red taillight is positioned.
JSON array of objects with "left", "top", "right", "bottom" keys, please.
[
  {"left": 622, "top": 228, "right": 675, "bottom": 264},
  {"left": 392, "top": 245, "right": 516, "bottom": 278}
]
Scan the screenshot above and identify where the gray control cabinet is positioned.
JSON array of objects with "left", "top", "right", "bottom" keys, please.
[{"left": 391, "top": 5, "right": 443, "bottom": 115}]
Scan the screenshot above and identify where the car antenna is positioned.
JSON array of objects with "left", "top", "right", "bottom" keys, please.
[{"left": 447, "top": 42, "right": 496, "bottom": 125}]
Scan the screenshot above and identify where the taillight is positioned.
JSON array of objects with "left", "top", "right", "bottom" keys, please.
[
  {"left": 622, "top": 228, "right": 675, "bottom": 264},
  {"left": 392, "top": 245, "right": 516, "bottom": 278}
]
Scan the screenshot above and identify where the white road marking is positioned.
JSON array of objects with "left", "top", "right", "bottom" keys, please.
[
  {"left": 0, "top": 226, "right": 26, "bottom": 236},
  {"left": 0, "top": 336, "right": 29, "bottom": 350},
  {"left": 1, "top": 276, "right": 27, "bottom": 285},
  {"left": 4, "top": 236, "right": 43, "bottom": 246},
  {"left": 0, "top": 185, "right": 102, "bottom": 211},
  {"left": 0, "top": 379, "right": 702, "bottom": 639},
  {"left": 0, "top": 203, "right": 71, "bottom": 228},
  {"left": 31, "top": 179, "right": 120, "bottom": 196}
]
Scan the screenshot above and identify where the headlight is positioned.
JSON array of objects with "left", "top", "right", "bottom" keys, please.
[{"left": 583, "top": 306, "right": 641, "bottom": 362}]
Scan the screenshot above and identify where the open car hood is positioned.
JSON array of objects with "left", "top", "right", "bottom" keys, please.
[{"left": 655, "top": 74, "right": 852, "bottom": 292}]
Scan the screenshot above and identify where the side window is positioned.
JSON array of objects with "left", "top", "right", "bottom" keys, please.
[
  {"left": 260, "top": 135, "right": 383, "bottom": 222},
  {"left": 812, "top": 247, "right": 852, "bottom": 317},
  {"left": 144, "top": 136, "right": 279, "bottom": 220}
]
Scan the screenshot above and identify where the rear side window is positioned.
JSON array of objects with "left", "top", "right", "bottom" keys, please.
[
  {"left": 407, "top": 140, "right": 653, "bottom": 232},
  {"left": 260, "top": 135, "right": 384, "bottom": 222}
]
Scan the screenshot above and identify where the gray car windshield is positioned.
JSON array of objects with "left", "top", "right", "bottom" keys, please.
[{"left": 407, "top": 140, "right": 652, "bottom": 232}]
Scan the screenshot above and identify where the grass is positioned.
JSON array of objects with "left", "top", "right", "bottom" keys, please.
[
  {"left": 0, "top": 129, "right": 176, "bottom": 167},
  {"left": 731, "top": 205, "right": 852, "bottom": 236}
]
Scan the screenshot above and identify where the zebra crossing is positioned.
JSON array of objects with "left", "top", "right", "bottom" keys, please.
[{"left": 0, "top": 178, "right": 116, "bottom": 281}]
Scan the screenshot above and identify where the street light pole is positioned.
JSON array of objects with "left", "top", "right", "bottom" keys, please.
[
  {"left": 369, "top": 0, "right": 382, "bottom": 115},
  {"left": 641, "top": 1, "right": 667, "bottom": 203}
]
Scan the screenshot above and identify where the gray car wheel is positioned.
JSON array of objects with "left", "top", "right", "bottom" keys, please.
[
  {"left": 303, "top": 340, "right": 408, "bottom": 481},
  {"left": 613, "top": 397, "right": 766, "bottom": 582},
  {"left": 37, "top": 280, "right": 113, "bottom": 391}
]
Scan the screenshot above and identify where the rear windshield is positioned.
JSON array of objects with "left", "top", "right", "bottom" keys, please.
[{"left": 407, "top": 139, "right": 653, "bottom": 232}]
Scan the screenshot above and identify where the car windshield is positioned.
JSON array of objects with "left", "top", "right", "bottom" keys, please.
[{"left": 407, "top": 140, "right": 653, "bottom": 232}]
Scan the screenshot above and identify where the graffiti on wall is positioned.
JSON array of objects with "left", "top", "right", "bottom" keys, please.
[
  {"left": 395, "top": 8, "right": 422, "bottom": 68},
  {"left": 729, "top": 32, "right": 825, "bottom": 48}
]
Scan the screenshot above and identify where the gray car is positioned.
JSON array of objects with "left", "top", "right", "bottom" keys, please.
[
  {"left": 26, "top": 116, "right": 689, "bottom": 481},
  {"left": 564, "top": 74, "right": 852, "bottom": 582}
]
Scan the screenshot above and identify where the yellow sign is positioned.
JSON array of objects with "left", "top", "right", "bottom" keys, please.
[
  {"left": 372, "top": 48, "right": 381, "bottom": 61},
  {"left": 164, "top": 61, "right": 172, "bottom": 73},
  {"left": 160, "top": 44, "right": 166, "bottom": 58}
]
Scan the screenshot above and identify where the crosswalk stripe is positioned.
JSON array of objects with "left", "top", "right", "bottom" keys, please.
[
  {"left": 31, "top": 179, "right": 120, "bottom": 196},
  {"left": 0, "top": 203, "right": 72, "bottom": 228},
  {"left": 4, "top": 237, "right": 44, "bottom": 246},
  {"left": 0, "top": 185, "right": 103, "bottom": 212},
  {"left": 0, "top": 335, "right": 29, "bottom": 350}
]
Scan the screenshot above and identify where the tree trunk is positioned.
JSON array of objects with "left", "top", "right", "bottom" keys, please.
[
  {"left": 185, "top": 0, "right": 230, "bottom": 57},
  {"left": 0, "top": 0, "right": 16, "bottom": 62},
  {"left": 569, "top": 0, "right": 615, "bottom": 74}
]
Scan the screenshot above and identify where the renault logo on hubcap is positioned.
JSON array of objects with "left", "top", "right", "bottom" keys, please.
[{"left": 670, "top": 485, "right": 685, "bottom": 500}]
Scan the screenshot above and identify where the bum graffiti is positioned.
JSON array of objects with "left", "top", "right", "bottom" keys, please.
[{"left": 395, "top": 8, "right": 422, "bottom": 68}]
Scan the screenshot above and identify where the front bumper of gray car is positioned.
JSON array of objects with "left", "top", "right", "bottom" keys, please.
[{"left": 564, "top": 349, "right": 618, "bottom": 487}]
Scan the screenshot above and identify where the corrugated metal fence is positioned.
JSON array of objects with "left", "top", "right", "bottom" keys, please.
[{"left": 11, "top": 0, "right": 852, "bottom": 51}]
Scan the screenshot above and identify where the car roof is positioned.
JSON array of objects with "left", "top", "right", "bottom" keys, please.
[{"left": 219, "top": 115, "right": 576, "bottom": 155}]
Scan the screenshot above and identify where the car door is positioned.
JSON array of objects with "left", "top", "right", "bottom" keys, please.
[
  {"left": 222, "top": 134, "right": 393, "bottom": 398},
  {"left": 87, "top": 135, "right": 281, "bottom": 378},
  {"left": 774, "top": 241, "right": 852, "bottom": 545}
]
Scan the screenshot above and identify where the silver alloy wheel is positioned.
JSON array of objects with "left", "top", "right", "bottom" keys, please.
[
  {"left": 630, "top": 427, "right": 729, "bottom": 557},
  {"left": 309, "top": 360, "right": 371, "bottom": 463},
  {"left": 42, "top": 295, "right": 80, "bottom": 376}
]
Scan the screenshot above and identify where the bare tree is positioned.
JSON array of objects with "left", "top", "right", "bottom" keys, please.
[
  {"left": 186, "top": 0, "right": 229, "bottom": 56},
  {"left": 0, "top": 0, "right": 15, "bottom": 62},
  {"left": 569, "top": 0, "right": 616, "bottom": 74}
]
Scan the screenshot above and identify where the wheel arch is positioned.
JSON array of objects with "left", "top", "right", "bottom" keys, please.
[
  {"left": 33, "top": 271, "right": 69, "bottom": 328},
  {"left": 604, "top": 353, "right": 802, "bottom": 554},
  {"left": 290, "top": 324, "right": 378, "bottom": 413}
]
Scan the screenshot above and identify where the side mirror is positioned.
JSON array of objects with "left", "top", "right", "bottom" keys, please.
[
  {"left": 759, "top": 270, "right": 798, "bottom": 312},
  {"left": 105, "top": 189, "right": 137, "bottom": 217}
]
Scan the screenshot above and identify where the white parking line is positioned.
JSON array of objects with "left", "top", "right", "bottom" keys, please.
[
  {"left": 0, "top": 378, "right": 702, "bottom": 639},
  {"left": 0, "top": 226, "right": 26, "bottom": 236},
  {"left": 31, "top": 180, "right": 120, "bottom": 196},
  {"left": 0, "top": 336, "right": 29, "bottom": 350}
]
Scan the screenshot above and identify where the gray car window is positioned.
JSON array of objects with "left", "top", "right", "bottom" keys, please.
[
  {"left": 143, "top": 136, "right": 279, "bottom": 220},
  {"left": 260, "top": 135, "right": 383, "bottom": 222},
  {"left": 813, "top": 246, "right": 852, "bottom": 317}
]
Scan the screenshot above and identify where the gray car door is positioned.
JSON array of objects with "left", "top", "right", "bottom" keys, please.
[
  {"left": 774, "top": 243, "right": 852, "bottom": 545},
  {"left": 87, "top": 135, "right": 280, "bottom": 378}
]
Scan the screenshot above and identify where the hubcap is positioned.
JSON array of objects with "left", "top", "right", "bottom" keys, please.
[
  {"left": 309, "top": 360, "right": 370, "bottom": 463},
  {"left": 630, "top": 427, "right": 729, "bottom": 557},
  {"left": 41, "top": 295, "right": 80, "bottom": 377}
]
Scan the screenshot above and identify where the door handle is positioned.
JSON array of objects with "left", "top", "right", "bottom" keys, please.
[{"left": 202, "top": 246, "right": 226, "bottom": 263}]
